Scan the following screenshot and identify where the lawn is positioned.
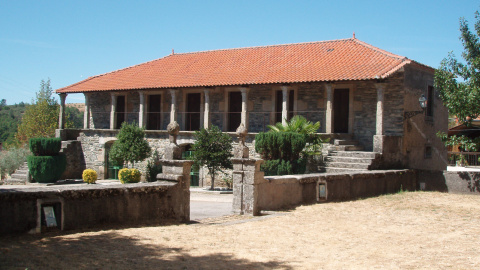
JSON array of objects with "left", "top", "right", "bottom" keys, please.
[{"left": 1, "top": 192, "right": 479, "bottom": 269}]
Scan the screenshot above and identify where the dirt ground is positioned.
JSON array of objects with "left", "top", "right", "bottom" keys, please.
[{"left": 1, "top": 191, "right": 480, "bottom": 269}]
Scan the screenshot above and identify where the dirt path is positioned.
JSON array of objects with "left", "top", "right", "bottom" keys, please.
[{"left": 1, "top": 192, "right": 480, "bottom": 269}]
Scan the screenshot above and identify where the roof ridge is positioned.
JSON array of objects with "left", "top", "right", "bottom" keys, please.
[
  {"left": 171, "top": 38, "right": 355, "bottom": 56},
  {"left": 352, "top": 38, "right": 407, "bottom": 60}
]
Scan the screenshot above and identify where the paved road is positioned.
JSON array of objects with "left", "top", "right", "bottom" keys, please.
[{"left": 190, "top": 191, "right": 233, "bottom": 221}]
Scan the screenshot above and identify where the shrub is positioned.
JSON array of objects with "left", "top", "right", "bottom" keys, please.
[
  {"left": 255, "top": 132, "right": 307, "bottom": 176},
  {"left": 119, "top": 168, "right": 141, "bottom": 184},
  {"left": 109, "top": 122, "right": 151, "bottom": 167},
  {"left": 29, "top": 137, "right": 62, "bottom": 156},
  {"left": 27, "top": 155, "right": 66, "bottom": 183},
  {"left": 0, "top": 147, "right": 30, "bottom": 180},
  {"left": 82, "top": 169, "right": 98, "bottom": 184},
  {"left": 146, "top": 150, "right": 162, "bottom": 182}
]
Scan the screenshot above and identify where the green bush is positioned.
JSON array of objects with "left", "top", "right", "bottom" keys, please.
[
  {"left": 27, "top": 155, "right": 66, "bottom": 183},
  {"left": 0, "top": 147, "right": 30, "bottom": 180},
  {"left": 261, "top": 159, "right": 306, "bottom": 176},
  {"left": 255, "top": 132, "right": 306, "bottom": 161},
  {"left": 255, "top": 132, "right": 307, "bottom": 176},
  {"left": 119, "top": 168, "right": 141, "bottom": 184},
  {"left": 29, "top": 137, "right": 62, "bottom": 156}
]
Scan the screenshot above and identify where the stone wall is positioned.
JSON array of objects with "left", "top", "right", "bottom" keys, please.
[
  {"left": 402, "top": 65, "right": 448, "bottom": 171},
  {"left": 0, "top": 181, "right": 190, "bottom": 235}
]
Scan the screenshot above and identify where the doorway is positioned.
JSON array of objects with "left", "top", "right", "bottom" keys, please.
[
  {"left": 228, "top": 91, "right": 242, "bottom": 132},
  {"left": 333, "top": 88, "right": 349, "bottom": 133},
  {"left": 147, "top": 94, "right": 161, "bottom": 130},
  {"left": 186, "top": 93, "right": 201, "bottom": 131}
]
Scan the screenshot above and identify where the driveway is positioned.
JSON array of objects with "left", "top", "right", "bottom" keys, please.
[{"left": 190, "top": 190, "right": 233, "bottom": 221}]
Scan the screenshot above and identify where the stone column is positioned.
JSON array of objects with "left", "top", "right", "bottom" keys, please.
[
  {"left": 83, "top": 93, "right": 91, "bottom": 129},
  {"left": 138, "top": 91, "right": 145, "bottom": 128},
  {"left": 281, "top": 86, "right": 289, "bottom": 125},
  {"left": 240, "top": 87, "right": 249, "bottom": 128},
  {"left": 58, "top": 93, "right": 67, "bottom": 129},
  {"left": 325, "top": 84, "right": 333, "bottom": 133},
  {"left": 169, "top": 89, "right": 178, "bottom": 123},
  {"left": 375, "top": 83, "right": 385, "bottom": 135},
  {"left": 110, "top": 93, "right": 117, "bottom": 130},
  {"left": 203, "top": 89, "right": 211, "bottom": 129}
]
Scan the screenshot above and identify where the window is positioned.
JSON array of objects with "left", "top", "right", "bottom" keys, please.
[
  {"left": 425, "top": 145, "right": 432, "bottom": 159},
  {"left": 426, "top": 85, "right": 434, "bottom": 117}
]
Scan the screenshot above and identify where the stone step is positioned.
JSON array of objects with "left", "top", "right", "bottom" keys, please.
[
  {"left": 329, "top": 151, "right": 379, "bottom": 159},
  {"left": 3, "top": 178, "right": 27, "bottom": 185},
  {"left": 334, "top": 139, "right": 360, "bottom": 146},
  {"left": 322, "top": 167, "right": 368, "bottom": 173},
  {"left": 325, "top": 156, "right": 374, "bottom": 164},
  {"left": 323, "top": 161, "right": 371, "bottom": 170},
  {"left": 326, "top": 145, "right": 364, "bottom": 151}
]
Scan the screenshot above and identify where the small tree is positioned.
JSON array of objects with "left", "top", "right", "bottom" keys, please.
[
  {"left": 15, "top": 79, "right": 59, "bottom": 145},
  {"left": 109, "top": 122, "right": 151, "bottom": 167},
  {"left": 191, "top": 126, "right": 233, "bottom": 190}
]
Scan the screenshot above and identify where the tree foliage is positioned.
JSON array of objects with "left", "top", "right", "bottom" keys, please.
[
  {"left": 191, "top": 126, "right": 233, "bottom": 190},
  {"left": 15, "top": 79, "right": 59, "bottom": 145},
  {"left": 435, "top": 11, "right": 480, "bottom": 125},
  {"left": 0, "top": 102, "right": 27, "bottom": 147},
  {"left": 109, "top": 122, "right": 151, "bottom": 167},
  {"left": 268, "top": 115, "right": 320, "bottom": 134}
]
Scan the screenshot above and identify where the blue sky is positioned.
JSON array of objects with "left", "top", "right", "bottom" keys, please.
[{"left": 0, "top": 0, "right": 478, "bottom": 104}]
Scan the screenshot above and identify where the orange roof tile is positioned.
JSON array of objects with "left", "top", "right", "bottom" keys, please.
[{"left": 56, "top": 38, "right": 433, "bottom": 93}]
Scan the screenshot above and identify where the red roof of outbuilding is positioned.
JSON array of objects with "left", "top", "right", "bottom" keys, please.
[{"left": 56, "top": 38, "right": 432, "bottom": 93}]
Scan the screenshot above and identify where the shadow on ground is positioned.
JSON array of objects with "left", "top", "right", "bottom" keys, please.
[{"left": 0, "top": 231, "right": 291, "bottom": 269}]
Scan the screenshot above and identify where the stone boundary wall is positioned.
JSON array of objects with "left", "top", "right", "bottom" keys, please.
[
  {"left": 417, "top": 170, "right": 480, "bottom": 194},
  {"left": 258, "top": 170, "right": 416, "bottom": 211},
  {"left": 0, "top": 181, "right": 189, "bottom": 235}
]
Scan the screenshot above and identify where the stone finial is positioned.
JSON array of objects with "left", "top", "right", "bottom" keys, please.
[
  {"left": 167, "top": 121, "right": 180, "bottom": 144},
  {"left": 236, "top": 123, "right": 248, "bottom": 146},
  {"left": 234, "top": 123, "right": 249, "bottom": 158}
]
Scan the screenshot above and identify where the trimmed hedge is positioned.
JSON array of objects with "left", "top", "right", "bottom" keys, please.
[
  {"left": 119, "top": 168, "right": 141, "bottom": 184},
  {"left": 255, "top": 132, "right": 307, "bottom": 176},
  {"left": 27, "top": 155, "right": 66, "bottom": 183},
  {"left": 29, "top": 138, "right": 62, "bottom": 156}
]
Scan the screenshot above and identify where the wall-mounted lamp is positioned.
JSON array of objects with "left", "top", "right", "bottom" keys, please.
[{"left": 404, "top": 94, "right": 427, "bottom": 120}]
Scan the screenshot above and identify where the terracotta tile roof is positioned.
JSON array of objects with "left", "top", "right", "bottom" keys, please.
[{"left": 56, "top": 38, "right": 433, "bottom": 93}]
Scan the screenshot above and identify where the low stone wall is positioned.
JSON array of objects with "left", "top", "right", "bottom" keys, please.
[
  {"left": 258, "top": 170, "right": 416, "bottom": 211},
  {"left": 0, "top": 181, "right": 189, "bottom": 235}
]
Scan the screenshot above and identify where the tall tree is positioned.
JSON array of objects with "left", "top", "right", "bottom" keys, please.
[
  {"left": 435, "top": 11, "right": 480, "bottom": 125},
  {"left": 191, "top": 126, "right": 233, "bottom": 190},
  {"left": 109, "top": 122, "right": 151, "bottom": 167},
  {"left": 15, "top": 79, "right": 59, "bottom": 145}
]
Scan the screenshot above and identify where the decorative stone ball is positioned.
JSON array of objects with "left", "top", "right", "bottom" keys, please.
[{"left": 167, "top": 121, "right": 180, "bottom": 136}]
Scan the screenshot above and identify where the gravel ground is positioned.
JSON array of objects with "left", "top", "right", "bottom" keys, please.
[{"left": 1, "top": 191, "right": 479, "bottom": 269}]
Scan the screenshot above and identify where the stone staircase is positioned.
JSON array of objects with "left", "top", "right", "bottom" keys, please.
[
  {"left": 4, "top": 162, "right": 30, "bottom": 185},
  {"left": 322, "top": 137, "right": 381, "bottom": 173}
]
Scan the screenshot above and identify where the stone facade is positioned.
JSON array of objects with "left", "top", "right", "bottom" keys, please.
[{"left": 57, "top": 66, "right": 448, "bottom": 185}]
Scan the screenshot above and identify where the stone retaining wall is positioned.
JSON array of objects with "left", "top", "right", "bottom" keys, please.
[{"left": 0, "top": 181, "right": 189, "bottom": 235}]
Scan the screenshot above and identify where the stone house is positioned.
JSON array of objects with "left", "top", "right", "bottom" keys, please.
[{"left": 56, "top": 37, "right": 448, "bottom": 185}]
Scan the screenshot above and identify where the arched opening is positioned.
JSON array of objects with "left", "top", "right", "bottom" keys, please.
[
  {"left": 105, "top": 141, "right": 121, "bottom": 180},
  {"left": 181, "top": 144, "right": 200, "bottom": 186}
]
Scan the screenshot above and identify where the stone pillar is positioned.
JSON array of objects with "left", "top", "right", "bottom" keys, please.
[
  {"left": 281, "top": 86, "right": 289, "bottom": 125},
  {"left": 169, "top": 89, "right": 178, "bottom": 123},
  {"left": 110, "top": 93, "right": 117, "bottom": 130},
  {"left": 375, "top": 83, "right": 385, "bottom": 136},
  {"left": 240, "top": 87, "right": 249, "bottom": 128},
  {"left": 325, "top": 84, "right": 333, "bottom": 133},
  {"left": 83, "top": 93, "right": 91, "bottom": 129},
  {"left": 58, "top": 93, "right": 67, "bottom": 129},
  {"left": 204, "top": 89, "right": 211, "bottom": 129},
  {"left": 232, "top": 158, "right": 264, "bottom": 216},
  {"left": 165, "top": 121, "right": 181, "bottom": 160},
  {"left": 156, "top": 159, "right": 193, "bottom": 222},
  {"left": 138, "top": 91, "right": 145, "bottom": 128}
]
